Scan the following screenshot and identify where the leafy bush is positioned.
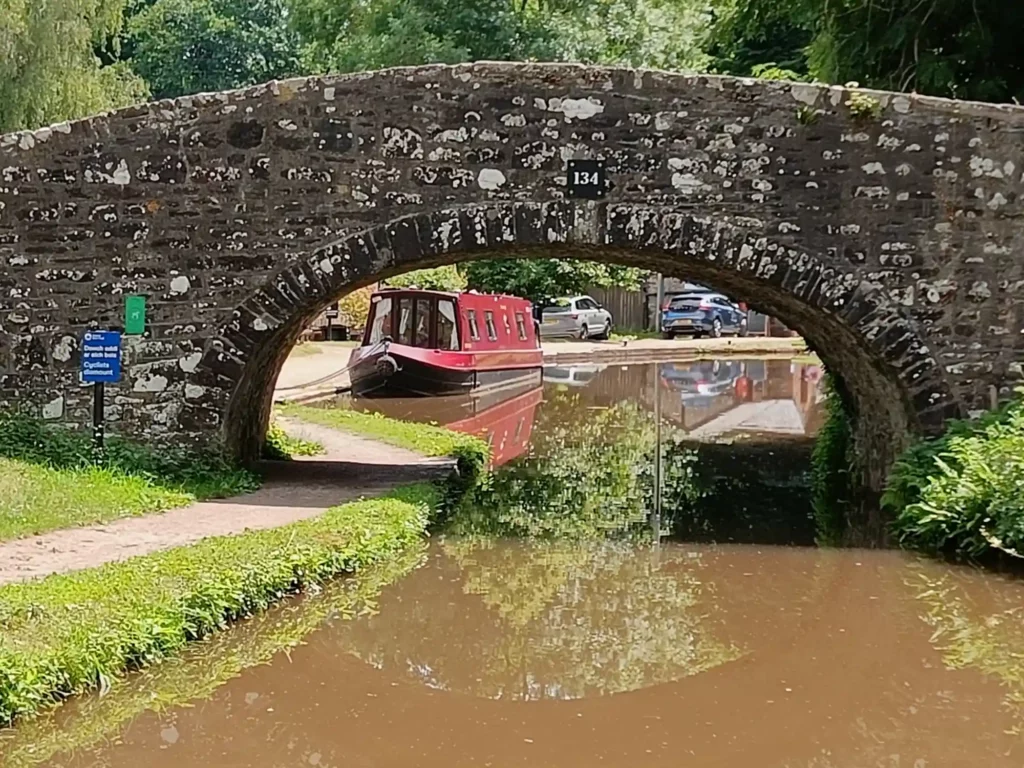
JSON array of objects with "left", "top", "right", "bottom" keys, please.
[
  {"left": 0, "top": 483, "right": 436, "bottom": 727},
  {"left": 887, "top": 397, "right": 1024, "bottom": 557},
  {"left": 810, "top": 373, "right": 854, "bottom": 545},
  {"left": 262, "top": 423, "right": 325, "bottom": 461}
]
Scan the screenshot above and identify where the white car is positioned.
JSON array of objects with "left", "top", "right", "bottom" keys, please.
[{"left": 539, "top": 296, "right": 613, "bottom": 340}]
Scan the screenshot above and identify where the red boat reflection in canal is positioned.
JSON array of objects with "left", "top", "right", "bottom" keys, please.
[{"left": 349, "top": 382, "right": 543, "bottom": 468}]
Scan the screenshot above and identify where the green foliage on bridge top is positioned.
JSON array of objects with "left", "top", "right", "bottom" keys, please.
[
  {"left": 0, "top": 413, "right": 258, "bottom": 540},
  {"left": 886, "top": 395, "right": 1024, "bottom": 559},
  {"left": 0, "top": 482, "right": 436, "bottom": 728}
]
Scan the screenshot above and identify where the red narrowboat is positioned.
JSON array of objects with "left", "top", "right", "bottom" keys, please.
[{"left": 347, "top": 288, "right": 543, "bottom": 398}]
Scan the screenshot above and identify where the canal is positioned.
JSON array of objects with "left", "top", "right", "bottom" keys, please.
[{"left": 3, "top": 358, "right": 1024, "bottom": 766}]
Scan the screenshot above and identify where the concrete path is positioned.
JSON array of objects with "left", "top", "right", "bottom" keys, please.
[{"left": 0, "top": 419, "right": 452, "bottom": 586}]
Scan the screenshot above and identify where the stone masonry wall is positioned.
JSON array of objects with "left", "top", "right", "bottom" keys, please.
[{"left": 1, "top": 62, "right": 1023, "bottom": 475}]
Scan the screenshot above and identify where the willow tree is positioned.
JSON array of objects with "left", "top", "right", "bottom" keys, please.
[{"left": 0, "top": 0, "right": 148, "bottom": 133}]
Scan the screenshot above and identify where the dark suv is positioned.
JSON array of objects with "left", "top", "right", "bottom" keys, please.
[{"left": 661, "top": 291, "right": 748, "bottom": 339}]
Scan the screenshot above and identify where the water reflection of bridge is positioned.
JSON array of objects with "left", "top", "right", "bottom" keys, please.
[{"left": 543, "top": 358, "right": 825, "bottom": 440}]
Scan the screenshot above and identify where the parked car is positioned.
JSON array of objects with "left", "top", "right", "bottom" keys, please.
[
  {"left": 539, "top": 296, "right": 613, "bottom": 340},
  {"left": 543, "top": 364, "right": 605, "bottom": 386},
  {"left": 660, "top": 291, "right": 748, "bottom": 339}
]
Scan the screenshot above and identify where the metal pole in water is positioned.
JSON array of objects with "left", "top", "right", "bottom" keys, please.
[{"left": 652, "top": 362, "right": 663, "bottom": 543}]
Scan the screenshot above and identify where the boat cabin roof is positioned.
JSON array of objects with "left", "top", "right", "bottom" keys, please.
[{"left": 372, "top": 287, "right": 531, "bottom": 308}]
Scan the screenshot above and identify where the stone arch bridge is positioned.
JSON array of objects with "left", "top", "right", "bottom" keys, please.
[{"left": 1, "top": 62, "right": 1023, "bottom": 491}]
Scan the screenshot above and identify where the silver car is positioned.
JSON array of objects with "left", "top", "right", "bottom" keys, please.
[{"left": 539, "top": 296, "right": 613, "bottom": 340}]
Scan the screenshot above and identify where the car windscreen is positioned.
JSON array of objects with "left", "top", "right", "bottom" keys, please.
[{"left": 542, "top": 299, "right": 573, "bottom": 314}]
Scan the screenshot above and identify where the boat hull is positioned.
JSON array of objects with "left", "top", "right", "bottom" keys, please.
[{"left": 349, "top": 346, "right": 542, "bottom": 399}]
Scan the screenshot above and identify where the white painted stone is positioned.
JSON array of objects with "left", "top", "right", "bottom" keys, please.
[
  {"left": 861, "top": 162, "right": 885, "bottom": 175},
  {"left": 52, "top": 335, "right": 75, "bottom": 362},
  {"left": 892, "top": 95, "right": 911, "bottom": 113},
  {"left": 671, "top": 173, "right": 710, "bottom": 195},
  {"left": 42, "top": 396, "right": 64, "bottom": 420},
  {"left": 253, "top": 317, "right": 269, "bottom": 331},
  {"left": 184, "top": 384, "right": 205, "bottom": 399},
  {"left": 557, "top": 98, "right": 604, "bottom": 120},
  {"left": 179, "top": 351, "right": 202, "bottom": 372},
  {"left": 323, "top": 87, "right": 336, "bottom": 101},
  {"left": 169, "top": 275, "right": 191, "bottom": 295},
  {"left": 134, "top": 374, "right": 169, "bottom": 393},
  {"left": 319, "top": 258, "right": 334, "bottom": 274},
  {"left": 790, "top": 84, "right": 819, "bottom": 106},
  {"left": 477, "top": 168, "right": 506, "bottom": 190},
  {"left": 109, "top": 159, "right": 131, "bottom": 186}
]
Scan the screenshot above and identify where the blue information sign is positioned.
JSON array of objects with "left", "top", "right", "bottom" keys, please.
[{"left": 81, "top": 331, "right": 122, "bottom": 384}]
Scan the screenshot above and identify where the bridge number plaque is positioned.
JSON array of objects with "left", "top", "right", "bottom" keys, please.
[{"left": 567, "top": 159, "right": 606, "bottom": 199}]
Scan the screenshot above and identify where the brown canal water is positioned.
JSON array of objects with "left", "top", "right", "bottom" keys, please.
[{"left": 4, "top": 358, "right": 1024, "bottom": 767}]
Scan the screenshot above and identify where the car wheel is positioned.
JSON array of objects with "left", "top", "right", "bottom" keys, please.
[
  {"left": 711, "top": 318, "right": 723, "bottom": 338},
  {"left": 579, "top": 324, "right": 589, "bottom": 341},
  {"left": 661, "top": 331, "right": 675, "bottom": 340},
  {"left": 738, "top": 318, "right": 749, "bottom": 337}
]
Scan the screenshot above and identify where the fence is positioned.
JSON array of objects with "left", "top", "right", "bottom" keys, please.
[{"left": 586, "top": 285, "right": 649, "bottom": 331}]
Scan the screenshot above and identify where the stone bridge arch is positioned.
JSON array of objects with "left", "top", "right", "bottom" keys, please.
[{"left": 1, "top": 62, "right": 1023, "bottom": 490}]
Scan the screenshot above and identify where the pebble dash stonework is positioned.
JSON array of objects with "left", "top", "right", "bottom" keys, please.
[{"left": 1, "top": 62, "right": 1024, "bottom": 490}]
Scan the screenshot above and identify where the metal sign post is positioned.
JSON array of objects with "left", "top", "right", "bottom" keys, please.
[{"left": 81, "top": 331, "right": 123, "bottom": 454}]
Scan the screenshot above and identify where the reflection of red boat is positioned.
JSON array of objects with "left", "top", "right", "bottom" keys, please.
[
  {"left": 349, "top": 383, "right": 543, "bottom": 469},
  {"left": 446, "top": 386, "right": 543, "bottom": 467},
  {"left": 348, "top": 288, "right": 543, "bottom": 398}
]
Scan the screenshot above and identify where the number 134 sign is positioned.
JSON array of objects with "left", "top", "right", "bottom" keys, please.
[{"left": 567, "top": 159, "right": 607, "bottom": 199}]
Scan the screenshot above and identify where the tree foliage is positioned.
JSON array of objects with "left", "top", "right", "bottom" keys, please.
[
  {"left": 126, "top": 0, "right": 301, "bottom": 99},
  {"left": 706, "top": 0, "right": 1024, "bottom": 104},
  {"left": 384, "top": 265, "right": 467, "bottom": 292},
  {"left": 0, "top": 0, "right": 148, "bottom": 133},
  {"left": 463, "top": 259, "right": 644, "bottom": 302}
]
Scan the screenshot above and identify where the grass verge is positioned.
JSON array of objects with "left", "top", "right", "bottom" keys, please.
[
  {"left": 277, "top": 403, "right": 489, "bottom": 477},
  {"left": 0, "top": 483, "right": 437, "bottom": 728},
  {"left": 0, "top": 413, "right": 258, "bottom": 541},
  {"left": 0, "top": 545, "right": 427, "bottom": 767},
  {"left": 262, "top": 422, "right": 325, "bottom": 461},
  {"left": 886, "top": 395, "right": 1024, "bottom": 558}
]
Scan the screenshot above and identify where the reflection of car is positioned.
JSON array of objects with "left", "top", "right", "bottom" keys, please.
[
  {"left": 660, "top": 360, "right": 745, "bottom": 399},
  {"left": 661, "top": 291, "right": 748, "bottom": 339},
  {"left": 539, "top": 296, "right": 613, "bottom": 340},
  {"left": 543, "top": 364, "right": 605, "bottom": 387}
]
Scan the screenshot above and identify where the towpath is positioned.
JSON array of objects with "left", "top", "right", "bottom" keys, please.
[{"left": 0, "top": 419, "right": 451, "bottom": 586}]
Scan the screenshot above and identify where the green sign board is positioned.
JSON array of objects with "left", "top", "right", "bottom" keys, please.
[{"left": 125, "top": 295, "right": 146, "bottom": 335}]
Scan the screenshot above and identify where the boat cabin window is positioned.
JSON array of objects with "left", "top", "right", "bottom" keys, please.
[
  {"left": 397, "top": 297, "right": 414, "bottom": 345},
  {"left": 503, "top": 313, "right": 512, "bottom": 338},
  {"left": 414, "top": 298, "right": 431, "bottom": 347},
  {"left": 368, "top": 297, "right": 393, "bottom": 345},
  {"left": 484, "top": 311, "right": 498, "bottom": 341},
  {"left": 437, "top": 299, "right": 460, "bottom": 350},
  {"left": 515, "top": 312, "right": 527, "bottom": 341},
  {"left": 467, "top": 310, "right": 480, "bottom": 340}
]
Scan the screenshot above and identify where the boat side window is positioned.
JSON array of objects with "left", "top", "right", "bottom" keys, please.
[
  {"left": 484, "top": 310, "right": 498, "bottom": 341},
  {"left": 467, "top": 310, "right": 480, "bottom": 341},
  {"left": 502, "top": 312, "right": 512, "bottom": 338},
  {"left": 414, "top": 298, "right": 432, "bottom": 347},
  {"left": 397, "top": 297, "right": 414, "bottom": 345},
  {"left": 437, "top": 299, "right": 460, "bottom": 350},
  {"left": 515, "top": 312, "right": 527, "bottom": 340},
  {"left": 367, "top": 297, "right": 393, "bottom": 345}
]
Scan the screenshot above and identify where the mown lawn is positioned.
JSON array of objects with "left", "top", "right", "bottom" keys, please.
[{"left": 0, "top": 459, "right": 191, "bottom": 542}]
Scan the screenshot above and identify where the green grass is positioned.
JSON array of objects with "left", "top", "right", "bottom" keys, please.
[
  {"left": 0, "top": 413, "right": 258, "bottom": 541},
  {"left": 262, "top": 422, "right": 325, "bottom": 461},
  {"left": 0, "top": 546, "right": 427, "bottom": 768},
  {"left": 277, "top": 403, "right": 489, "bottom": 471},
  {"left": 0, "top": 483, "right": 437, "bottom": 727},
  {"left": 0, "top": 460, "right": 191, "bottom": 542}
]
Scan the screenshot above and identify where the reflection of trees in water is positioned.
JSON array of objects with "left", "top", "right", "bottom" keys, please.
[
  {"left": 446, "top": 387, "right": 816, "bottom": 545},
  {"left": 447, "top": 392, "right": 659, "bottom": 539},
  {"left": 911, "top": 567, "right": 1024, "bottom": 735},
  {"left": 333, "top": 539, "right": 742, "bottom": 700}
]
